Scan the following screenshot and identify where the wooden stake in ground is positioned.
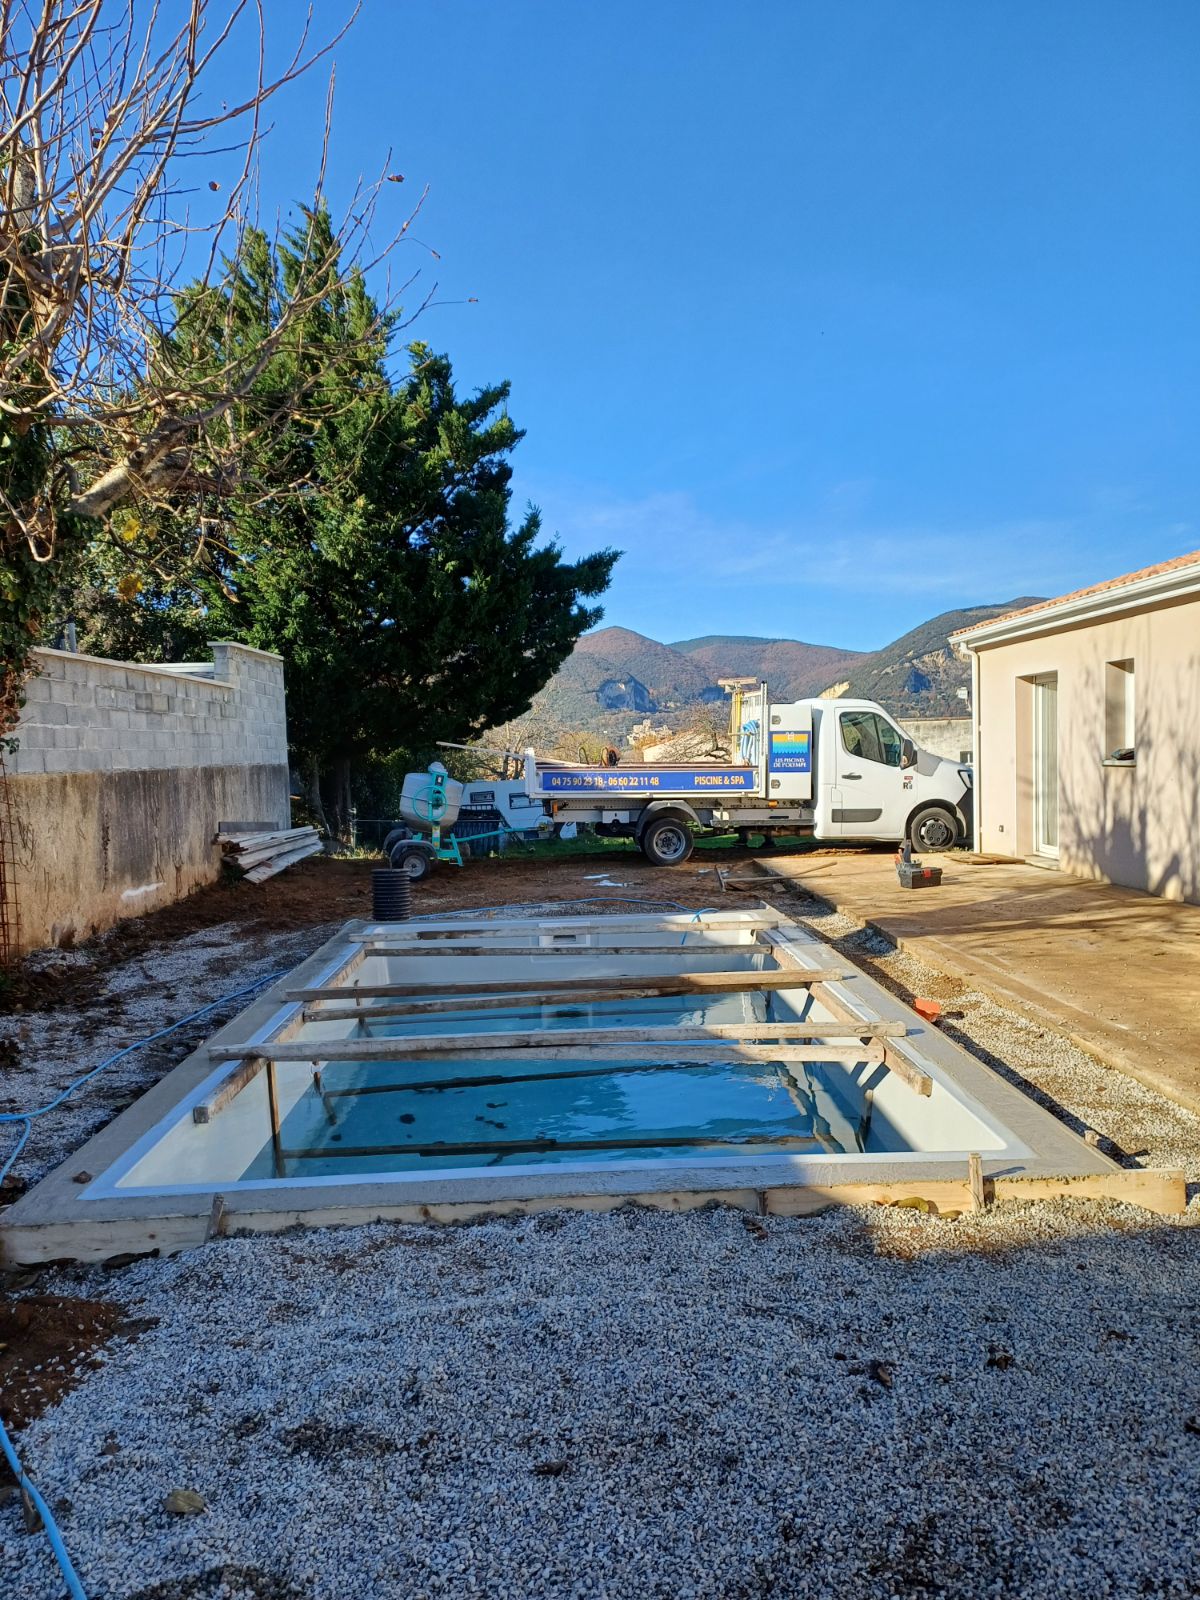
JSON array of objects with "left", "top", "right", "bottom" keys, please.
[{"left": 968, "top": 1151, "right": 986, "bottom": 1211}]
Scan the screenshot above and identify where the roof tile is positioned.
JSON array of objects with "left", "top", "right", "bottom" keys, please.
[{"left": 951, "top": 548, "right": 1200, "bottom": 638}]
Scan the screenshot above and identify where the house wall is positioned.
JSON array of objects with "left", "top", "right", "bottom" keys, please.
[
  {"left": 6, "top": 642, "right": 290, "bottom": 951},
  {"left": 972, "top": 592, "right": 1200, "bottom": 903}
]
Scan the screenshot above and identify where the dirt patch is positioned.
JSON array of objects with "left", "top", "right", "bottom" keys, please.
[
  {"left": 0, "top": 1291, "right": 153, "bottom": 1478},
  {"left": 0, "top": 847, "right": 794, "bottom": 1016},
  {"left": 0, "top": 859, "right": 374, "bottom": 1014}
]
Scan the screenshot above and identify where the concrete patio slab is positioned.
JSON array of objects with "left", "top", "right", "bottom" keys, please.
[{"left": 754, "top": 852, "right": 1200, "bottom": 1115}]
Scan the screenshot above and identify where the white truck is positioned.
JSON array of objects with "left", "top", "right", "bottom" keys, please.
[
  {"left": 388, "top": 683, "right": 972, "bottom": 876},
  {"left": 522, "top": 682, "right": 973, "bottom": 867}
]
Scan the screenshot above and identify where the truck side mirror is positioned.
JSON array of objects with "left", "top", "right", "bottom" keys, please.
[{"left": 900, "top": 738, "right": 916, "bottom": 769}]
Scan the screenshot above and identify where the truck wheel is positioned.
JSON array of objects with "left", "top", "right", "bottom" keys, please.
[
  {"left": 391, "top": 845, "right": 432, "bottom": 880},
  {"left": 908, "top": 806, "right": 959, "bottom": 852},
  {"left": 640, "top": 816, "right": 694, "bottom": 867}
]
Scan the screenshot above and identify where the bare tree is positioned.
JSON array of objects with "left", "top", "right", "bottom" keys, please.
[{"left": 0, "top": 0, "right": 424, "bottom": 576}]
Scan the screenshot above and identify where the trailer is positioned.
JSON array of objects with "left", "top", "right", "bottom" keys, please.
[{"left": 523, "top": 681, "right": 973, "bottom": 866}]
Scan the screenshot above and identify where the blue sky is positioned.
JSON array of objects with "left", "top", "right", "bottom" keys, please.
[{"left": 254, "top": 1, "right": 1198, "bottom": 651}]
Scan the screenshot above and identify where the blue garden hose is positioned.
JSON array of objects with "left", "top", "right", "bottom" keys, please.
[
  {"left": 0, "top": 974, "right": 287, "bottom": 1189},
  {"left": 0, "top": 1415, "right": 88, "bottom": 1600}
]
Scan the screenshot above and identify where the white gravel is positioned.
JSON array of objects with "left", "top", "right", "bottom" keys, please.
[
  {"left": 4, "top": 1200, "right": 1200, "bottom": 1600},
  {"left": 2, "top": 888, "right": 1199, "bottom": 1599},
  {"left": 0, "top": 922, "right": 334, "bottom": 1190}
]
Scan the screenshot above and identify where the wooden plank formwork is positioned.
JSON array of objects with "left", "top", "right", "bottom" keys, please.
[
  {"left": 208, "top": 1020, "right": 906, "bottom": 1063},
  {"left": 361, "top": 940, "right": 767, "bottom": 960},
  {"left": 287, "top": 967, "right": 849, "bottom": 1004},
  {"left": 356, "top": 911, "right": 785, "bottom": 940},
  {"left": 2, "top": 1167, "right": 1187, "bottom": 1266}
]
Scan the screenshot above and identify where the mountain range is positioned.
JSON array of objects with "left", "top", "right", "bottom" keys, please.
[{"left": 501, "top": 598, "right": 1043, "bottom": 747}]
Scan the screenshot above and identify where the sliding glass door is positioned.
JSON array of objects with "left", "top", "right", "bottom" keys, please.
[{"left": 1032, "top": 674, "right": 1059, "bottom": 857}]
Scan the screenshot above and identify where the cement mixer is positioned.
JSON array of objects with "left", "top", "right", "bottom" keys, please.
[
  {"left": 398, "top": 762, "right": 464, "bottom": 832},
  {"left": 384, "top": 762, "right": 542, "bottom": 879}
]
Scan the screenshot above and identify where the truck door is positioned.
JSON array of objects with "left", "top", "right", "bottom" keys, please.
[{"left": 829, "top": 709, "right": 908, "bottom": 839}]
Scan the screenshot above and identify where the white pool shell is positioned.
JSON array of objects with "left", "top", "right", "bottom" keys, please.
[{"left": 0, "top": 908, "right": 1183, "bottom": 1262}]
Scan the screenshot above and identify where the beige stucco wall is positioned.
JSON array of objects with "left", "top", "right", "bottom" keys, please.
[{"left": 972, "top": 591, "right": 1200, "bottom": 903}]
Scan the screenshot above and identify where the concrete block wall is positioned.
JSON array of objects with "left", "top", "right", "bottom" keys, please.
[
  {"left": 900, "top": 717, "right": 974, "bottom": 764},
  {"left": 6, "top": 642, "right": 291, "bottom": 952},
  {"left": 9, "top": 641, "right": 288, "bottom": 778}
]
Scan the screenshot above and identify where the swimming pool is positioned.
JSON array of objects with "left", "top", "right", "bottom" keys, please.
[
  {"left": 2, "top": 908, "right": 1175, "bottom": 1264},
  {"left": 108, "top": 915, "right": 1010, "bottom": 1191}
]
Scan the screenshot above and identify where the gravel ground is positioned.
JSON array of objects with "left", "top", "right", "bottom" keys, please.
[
  {"left": 2, "top": 885, "right": 1199, "bottom": 1599},
  {"left": 0, "top": 921, "right": 333, "bottom": 1191}
]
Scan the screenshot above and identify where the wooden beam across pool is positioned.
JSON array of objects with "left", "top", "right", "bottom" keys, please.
[
  {"left": 210, "top": 1020, "right": 907, "bottom": 1063},
  {"left": 286, "top": 968, "right": 848, "bottom": 1005},
  {"left": 205, "top": 1043, "right": 892, "bottom": 1073},
  {"left": 191, "top": 1042, "right": 883, "bottom": 1124},
  {"left": 353, "top": 911, "right": 784, "bottom": 940},
  {"left": 301, "top": 985, "right": 828, "bottom": 1022},
  {"left": 360, "top": 941, "right": 764, "bottom": 959},
  {"left": 276, "top": 1131, "right": 825, "bottom": 1163}
]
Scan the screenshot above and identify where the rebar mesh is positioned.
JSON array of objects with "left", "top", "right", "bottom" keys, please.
[{"left": 0, "top": 751, "right": 21, "bottom": 964}]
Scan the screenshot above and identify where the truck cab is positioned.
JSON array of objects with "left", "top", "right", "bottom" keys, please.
[{"left": 808, "top": 700, "right": 972, "bottom": 852}]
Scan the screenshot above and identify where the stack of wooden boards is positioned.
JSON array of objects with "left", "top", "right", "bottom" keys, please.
[{"left": 218, "top": 825, "right": 323, "bottom": 883}]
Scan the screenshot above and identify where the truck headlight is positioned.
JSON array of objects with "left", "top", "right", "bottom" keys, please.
[{"left": 958, "top": 766, "right": 973, "bottom": 787}]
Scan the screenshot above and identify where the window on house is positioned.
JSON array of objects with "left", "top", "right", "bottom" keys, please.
[{"left": 1104, "top": 659, "right": 1135, "bottom": 762}]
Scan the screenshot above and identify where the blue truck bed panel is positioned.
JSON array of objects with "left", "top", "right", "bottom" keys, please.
[{"left": 535, "top": 765, "right": 759, "bottom": 796}]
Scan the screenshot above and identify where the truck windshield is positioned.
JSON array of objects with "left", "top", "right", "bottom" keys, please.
[{"left": 840, "top": 711, "right": 903, "bottom": 767}]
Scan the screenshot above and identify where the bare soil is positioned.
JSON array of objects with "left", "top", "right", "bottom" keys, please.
[
  {"left": 0, "top": 1293, "right": 154, "bottom": 1483},
  {"left": 0, "top": 845, "right": 813, "bottom": 1016}
]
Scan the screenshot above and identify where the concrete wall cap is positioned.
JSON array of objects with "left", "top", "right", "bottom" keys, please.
[
  {"left": 205, "top": 640, "right": 285, "bottom": 663},
  {"left": 30, "top": 647, "right": 235, "bottom": 689}
]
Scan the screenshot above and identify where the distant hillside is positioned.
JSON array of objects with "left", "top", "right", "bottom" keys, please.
[
  {"left": 671, "top": 635, "right": 867, "bottom": 702},
  {"left": 523, "top": 626, "right": 718, "bottom": 736},
  {"left": 825, "top": 598, "right": 1045, "bottom": 716},
  {"left": 492, "top": 598, "right": 1043, "bottom": 752},
  {"left": 572, "top": 627, "right": 718, "bottom": 710},
  {"left": 522, "top": 624, "right": 863, "bottom": 741}
]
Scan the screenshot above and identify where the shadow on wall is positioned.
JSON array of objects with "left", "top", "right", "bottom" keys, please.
[{"left": 1059, "top": 653, "right": 1200, "bottom": 905}]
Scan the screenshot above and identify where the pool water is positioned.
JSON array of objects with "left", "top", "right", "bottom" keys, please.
[{"left": 241, "top": 992, "right": 873, "bottom": 1180}]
